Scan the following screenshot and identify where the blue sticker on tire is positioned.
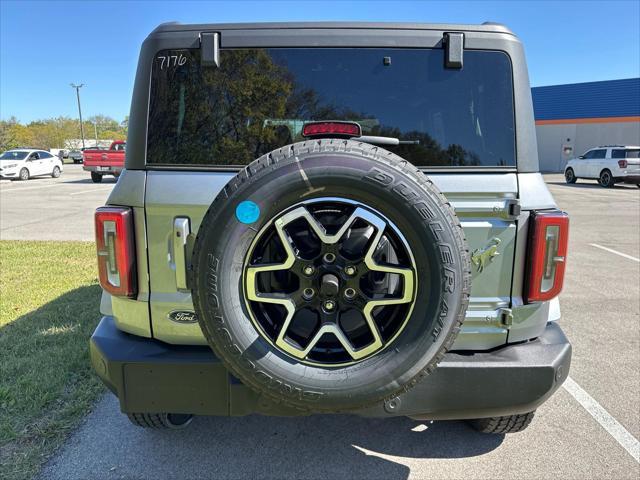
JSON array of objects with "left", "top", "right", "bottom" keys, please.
[{"left": 236, "top": 200, "right": 260, "bottom": 224}]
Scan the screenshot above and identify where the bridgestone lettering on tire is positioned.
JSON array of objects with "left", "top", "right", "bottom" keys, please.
[{"left": 191, "top": 139, "right": 471, "bottom": 411}]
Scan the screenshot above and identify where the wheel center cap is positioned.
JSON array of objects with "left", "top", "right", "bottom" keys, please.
[{"left": 320, "top": 273, "right": 340, "bottom": 297}]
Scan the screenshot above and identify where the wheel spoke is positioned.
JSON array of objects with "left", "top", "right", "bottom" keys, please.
[
  {"left": 245, "top": 215, "right": 298, "bottom": 347},
  {"left": 276, "top": 205, "right": 367, "bottom": 245},
  {"left": 355, "top": 223, "right": 415, "bottom": 355},
  {"left": 363, "top": 221, "right": 415, "bottom": 305},
  {"left": 294, "top": 322, "right": 364, "bottom": 360},
  {"left": 245, "top": 203, "right": 300, "bottom": 291}
]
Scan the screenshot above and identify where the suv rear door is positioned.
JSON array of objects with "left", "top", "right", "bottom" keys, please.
[
  {"left": 145, "top": 172, "right": 518, "bottom": 350},
  {"left": 142, "top": 33, "right": 521, "bottom": 351},
  {"left": 623, "top": 148, "right": 640, "bottom": 176}
]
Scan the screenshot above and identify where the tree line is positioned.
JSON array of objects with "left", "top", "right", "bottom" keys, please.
[{"left": 0, "top": 115, "right": 128, "bottom": 152}]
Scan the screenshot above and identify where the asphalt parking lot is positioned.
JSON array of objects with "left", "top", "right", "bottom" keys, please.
[
  {"left": 2, "top": 171, "right": 638, "bottom": 479},
  {"left": 0, "top": 163, "right": 116, "bottom": 241}
]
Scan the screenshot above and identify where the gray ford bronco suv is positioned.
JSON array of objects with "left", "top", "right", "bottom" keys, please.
[{"left": 90, "top": 21, "right": 572, "bottom": 433}]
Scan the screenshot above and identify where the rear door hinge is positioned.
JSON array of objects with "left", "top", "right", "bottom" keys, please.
[
  {"left": 499, "top": 308, "right": 513, "bottom": 328},
  {"left": 506, "top": 198, "right": 521, "bottom": 220},
  {"left": 443, "top": 32, "right": 464, "bottom": 69},
  {"left": 200, "top": 32, "right": 220, "bottom": 67}
]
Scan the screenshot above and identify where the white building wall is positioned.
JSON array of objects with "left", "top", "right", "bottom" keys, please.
[
  {"left": 536, "top": 121, "right": 640, "bottom": 172},
  {"left": 64, "top": 138, "right": 114, "bottom": 149}
]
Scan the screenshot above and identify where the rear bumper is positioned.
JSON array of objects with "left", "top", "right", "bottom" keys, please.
[
  {"left": 83, "top": 165, "right": 123, "bottom": 174},
  {"left": 618, "top": 175, "right": 640, "bottom": 184},
  {"left": 90, "top": 316, "right": 571, "bottom": 419}
]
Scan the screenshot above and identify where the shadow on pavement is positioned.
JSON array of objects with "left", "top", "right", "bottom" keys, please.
[
  {"left": 41, "top": 392, "right": 505, "bottom": 480},
  {"left": 546, "top": 181, "right": 638, "bottom": 190},
  {"left": 107, "top": 408, "right": 503, "bottom": 479},
  {"left": 3, "top": 176, "right": 51, "bottom": 183},
  {"left": 61, "top": 178, "right": 118, "bottom": 185}
]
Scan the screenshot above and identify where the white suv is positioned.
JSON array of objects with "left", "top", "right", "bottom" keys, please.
[
  {"left": 564, "top": 145, "right": 640, "bottom": 188},
  {"left": 0, "top": 149, "right": 64, "bottom": 181}
]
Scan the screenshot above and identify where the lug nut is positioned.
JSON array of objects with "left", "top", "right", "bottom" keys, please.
[
  {"left": 344, "top": 287, "right": 356, "bottom": 300},
  {"left": 303, "top": 265, "right": 315, "bottom": 276},
  {"left": 323, "top": 300, "right": 336, "bottom": 311},
  {"left": 344, "top": 265, "right": 356, "bottom": 276},
  {"left": 323, "top": 253, "right": 336, "bottom": 264},
  {"left": 302, "top": 288, "right": 315, "bottom": 300}
]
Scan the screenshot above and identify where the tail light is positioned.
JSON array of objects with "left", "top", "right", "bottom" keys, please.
[
  {"left": 302, "top": 121, "right": 361, "bottom": 138},
  {"left": 618, "top": 159, "right": 627, "bottom": 168},
  {"left": 525, "top": 210, "right": 569, "bottom": 303},
  {"left": 95, "top": 206, "right": 137, "bottom": 297}
]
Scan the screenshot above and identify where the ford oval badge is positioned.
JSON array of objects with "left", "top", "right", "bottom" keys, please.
[{"left": 168, "top": 310, "right": 198, "bottom": 324}]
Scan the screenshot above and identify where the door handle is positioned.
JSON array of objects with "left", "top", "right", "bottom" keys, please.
[{"left": 172, "top": 217, "right": 191, "bottom": 290}]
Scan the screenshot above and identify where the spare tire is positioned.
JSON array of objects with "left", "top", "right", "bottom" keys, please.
[{"left": 192, "top": 139, "right": 470, "bottom": 411}]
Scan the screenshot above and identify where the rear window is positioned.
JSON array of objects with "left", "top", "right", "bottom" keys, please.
[
  {"left": 147, "top": 48, "right": 515, "bottom": 168},
  {"left": 626, "top": 149, "right": 640, "bottom": 159}
]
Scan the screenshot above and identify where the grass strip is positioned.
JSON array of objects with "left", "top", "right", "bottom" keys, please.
[{"left": 0, "top": 240, "right": 104, "bottom": 480}]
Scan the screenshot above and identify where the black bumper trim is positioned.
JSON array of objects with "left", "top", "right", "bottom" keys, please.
[
  {"left": 90, "top": 316, "right": 571, "bottom": 419},
  {"left": 619, "top": 175, "right": 640, "bottom": 184}
]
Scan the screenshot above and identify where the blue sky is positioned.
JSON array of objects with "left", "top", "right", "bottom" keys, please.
[{"left": 1, "top": 0, "right": 639, "bottom": 123}]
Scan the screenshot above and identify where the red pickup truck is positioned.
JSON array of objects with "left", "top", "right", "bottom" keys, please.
[{"left": 82, "top": 140, "right": 125, "bottom": 183}]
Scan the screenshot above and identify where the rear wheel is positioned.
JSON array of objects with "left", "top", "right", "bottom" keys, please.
[
  {"left": 19, "top": 168, "right": 29, "bottom": 181},
  {"left": 468, "top": 411, "right": 535, "bottom": 434},
  {"left": 598, "top": 169, "right": 615, "bottom": 188},
  {"left": 51, "top": 166, "right": 61, "bottom": 178},
  {"left": 91, "top": 172, "right": 103, "bottom": 183},
  {"left": 127, "top": 413, "right": 193, "bottom": 429},
  {"left": 564, "top": 168, "right": 576, "bottom": 184}
]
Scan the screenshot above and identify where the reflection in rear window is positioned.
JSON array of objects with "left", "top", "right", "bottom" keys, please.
[{"left": 147, "top": 48, "right": 515, "bottom": 167}]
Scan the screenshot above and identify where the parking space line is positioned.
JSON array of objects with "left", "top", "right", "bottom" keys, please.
[
  {"left": 69, "top": 187, "right": 112, "bottom": 196},
  {"left": 564, "top": 376, "right": 640, "bottom": 462},
  {"left": 589, "top": 243, "right": 640, "bottom": 263},
  {"left": 0, "top": 183, "right": 60, "bottom": 193}
]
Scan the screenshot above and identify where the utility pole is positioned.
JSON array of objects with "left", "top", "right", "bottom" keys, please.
[
  {"left": 70, "top": 83, "right": 85, "bottom": 149},
  {"left": 93, "top": 121, "right": 99, "bottom": 147}
]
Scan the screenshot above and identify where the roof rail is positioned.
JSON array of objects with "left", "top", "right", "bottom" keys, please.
[
  {"left": 598, "top": 144, "right": 625, "bottom": 148},
  {"left": 482, "top": 21, "right": 507, "bottom": 27}
]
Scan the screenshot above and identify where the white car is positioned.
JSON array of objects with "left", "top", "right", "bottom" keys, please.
[
  {"left": 564, "top": 145, "right": 640, "bottom": 188},
  {"left": 0, "top": 149, "right": 64, "bottom": 181}
]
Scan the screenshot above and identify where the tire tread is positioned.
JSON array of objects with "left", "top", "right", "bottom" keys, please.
[
  {"left": 127, "top": 412, "right": 167, "bottom": 429},
  {"left": 469, "top": 411, "right": 535, "bottom": 434}
]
